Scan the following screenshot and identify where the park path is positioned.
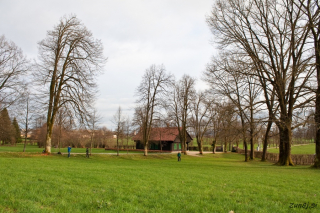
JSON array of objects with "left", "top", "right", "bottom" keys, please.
[
  {"left": 185, "top": 151, "right": 222, "bottom": 156},
  {"left": 61, "top": 151, "right": 219, "bottom": 156}
]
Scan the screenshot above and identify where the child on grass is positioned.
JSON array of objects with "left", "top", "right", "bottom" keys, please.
[
  {"left": 68, "top": 146, "right": 71, "bottom": 158},
  {"left": 86, "top": 148, "right": 89, "bottom": 158}
]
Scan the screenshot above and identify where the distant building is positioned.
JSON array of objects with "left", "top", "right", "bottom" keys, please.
[
  {"left": 20, "top": 129, "right": 32, "bottom": 138},
  {"left": 132, "top": 127, "right": 193, "bottom": 152}
]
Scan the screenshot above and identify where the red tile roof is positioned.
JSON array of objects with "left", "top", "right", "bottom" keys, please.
[{"left": 132, "top": 127, "right": 192, "bottom": 142}]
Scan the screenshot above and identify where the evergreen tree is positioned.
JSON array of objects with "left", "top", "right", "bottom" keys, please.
[
  {"left": 12, "top": 117, "right": 21, "bottom": 143},
  {"left": 0, "top": 108, "right": 14, "bottom": 144}
]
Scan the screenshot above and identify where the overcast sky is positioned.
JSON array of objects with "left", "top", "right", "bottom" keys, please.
[{"left": 0, "top": 0, "right": 216, "bottom": 129}]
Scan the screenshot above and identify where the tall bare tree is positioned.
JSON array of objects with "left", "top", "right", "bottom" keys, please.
[
  {"left": 205, "top": 53, "right": 262, "bottom": 160},
  {"left": 88, "top": 108, "right": 101, "bottom": 155},
  {"left": 123, "top": 116, "right": 132, "bottom": 154},
  {"left": 298, "top": 0, "right": 320, "bottom": 168},
  {"left": 35, "top": 15, "right": 106, "bottom": 153},
  {"left": 134, "top": 64, "right": 172, "bottom": 156},
  {"left": 112, "top": 106, "right": 124, "bottom": 156},
  {"left": 21, "top": 92, "right": 32, "bottom": 152},
  {"left": 166, "top": 75, "right": 196, "bottom": 155},
  {"left": 207, "top": 0, "right": 314, "bottom": 165},
  {"left": 0, "top": 35, "right": 28, "bottom": 109},
  {"left": 219, "top": 103, "right": 238, "bottom": 153},
  {"left": 209, "top": 102, "right": 223, "bottom": 154},
  {"left": 56, "top": 107, "right": 74, "bottom": 154},
  {"left": 190, "top": 91, "right": 214, "bottom": 154}
]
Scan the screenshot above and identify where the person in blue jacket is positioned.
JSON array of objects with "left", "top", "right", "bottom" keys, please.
[
  {"left": 68, "top": 146, "right": 72, "bottom": 158},
  {"left": 177, "top": 152, "right": 181, "bottom": 161}
]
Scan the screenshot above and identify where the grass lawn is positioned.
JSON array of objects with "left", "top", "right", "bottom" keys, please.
[
  {"left": 0, "top": 152, "right": 319, "bottom": 212},
  {"left": 267, "top": 143, "right": 316, "bottom": 155},
  {"left": 0, "top": 144, "right": 145, "bottom": 154}
]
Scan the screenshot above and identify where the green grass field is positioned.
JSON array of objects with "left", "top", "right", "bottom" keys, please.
[
  {"left": 0, "top": 152, "right": 319, "bottom": 212},
  {"left": 267, "top": 143, "right": 316, "bottom": 155},
  {"left": 0, "top": 144, "right": 145, "bottom": 154}
]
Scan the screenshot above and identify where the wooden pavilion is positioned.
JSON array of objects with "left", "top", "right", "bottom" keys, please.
[{"left": 132, "top": 127, "right": 193, "bottom": 152}]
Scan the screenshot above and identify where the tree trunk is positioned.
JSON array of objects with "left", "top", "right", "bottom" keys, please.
[
  {"left": 249, "top": 105, "right": 254, "bottom": 160},
  {"left": 277, "top": 125, "right": 294, "bottom": 166},
  {"left": 198, "top": 142, "right": 203, "bottom": 154},
  {"left": 315, "top": 120, "right": 320, "bottom": 167},
  {"left": 224, "top": 137, "right": 227, "bottom": 153},
  {"left": 197, "top": 136, "right": 203, "bottom": 155},
  {"left": 314, "top": 39, "right": 320, "bottom": 168},
  {"left": 212, "top": 140, "right": 216, "bottom": 154},
  {"left": 23, "top": 134, "right": 27, "bottom": 152},
  {"left": 58, "top": 125, "right": 62, "bottom": 153},
  {"left": 244, "top": 138, "right": 248, "bottom": 162},
  {"left": 117, "top": 137, "right": 119, "bottom": 156},
  {"left": 23, "top": 113, "right": 28, "bottom": 152},
  {"left": 144, "top": 143, "right": 148, "bottom": 156},
  {"left": 315, "top": 84, "right": 320, "bottom": 166},
  {"left": 45, "top": 124, "right": 53, "bottom": 153},
  {"left": 182, "top": 130, "right": 187, "bottom": 155},
  {"left": 250, "top": 134, "right": 254, "bottom": 160},
  {"left": 127, "top": 137, "right": 129, "bottom": 154},
  {"left": 180, "top": 141, "right": 184, "bottom": 154},
  {"left": 262, "top": 120, "right": 272, "bottom": 161},
  {"left": 90, "top": 134, "right": 93, "bottom": 156}
]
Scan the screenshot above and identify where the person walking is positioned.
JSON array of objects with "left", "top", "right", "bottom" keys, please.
[
  {"left": 68, "top": 146, "right": 72, "bottom": 158},
  {"left": 177, "top": 152, "right": 181, "bottom": 161},
  {"left": 86, "top": 148, "right": 89, "bottom": 158}
]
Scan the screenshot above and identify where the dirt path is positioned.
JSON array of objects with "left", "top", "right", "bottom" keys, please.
[
  {"left": 185, "top": 151, "right": 222, "bottom": 157},
  {"left": 62, "top": 151, "right": 223, "bottom": 156}
]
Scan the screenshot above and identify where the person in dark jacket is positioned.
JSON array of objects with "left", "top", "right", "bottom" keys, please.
[
  {"left": 177, "top": 152, "right": 181, "bottom": 161},
  {"left": 86, "top": 148, "right": 89, "bottom": 158}
]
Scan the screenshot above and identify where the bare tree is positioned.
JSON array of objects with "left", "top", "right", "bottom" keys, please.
[
  {"left": 0, "top": 35, "right": 28, "bottom": 109},
  {"left": 134, "top": 64, "right": 173, "bottom": 156},
  {"left": 88, "top": 108, "right": 101, "bottom": 155},
  {"left": 209, "top": 102, "right": 223, "bottom": 154},
  {"left": 153, "top": 116, "right": 168, "bottom": 153},
  {"left": 219, "top": 103, "right": 238, "bottom": 153},
  {"left": 298, "top": 0, "right": 320, "bottom": 168},
  {"left": 166, "top": 75, "right": 196, "bottom": 155},
  {"left": 205, "top": 53, "right": 263, "bottom": 160},
  {"left": 207, "top": 0, "right": 314, "bottom": 165},
  {"left": 123, "top": 116, "right": 132, "bottom": 154},
  {"left": 21, "top": 92, "right": 32, "bottom": 152},
  {"left": 35, "top": 15, "right": 106, "bottom": 153},
  {"left": 112, "top": 106, "right": 125, "bottom": 156},
  {"left": 190, "top": 91, "right": 214, "bottom": 154},
  {"left": 55, "top": 107, "right": 74, "bottom": 154}
]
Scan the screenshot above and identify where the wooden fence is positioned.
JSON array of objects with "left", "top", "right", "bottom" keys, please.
[
  {"left": 188, "top": 146, "right": 213, "bottom": 151},
  {"left": 236, "top": 148, "right": 315, "bottom": 165},
  {"left": 105, "top": 145, "right": 136, "bottom": 150},
  {"left": 188, "top": 146, "right": 225, "bottom": 152}
]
